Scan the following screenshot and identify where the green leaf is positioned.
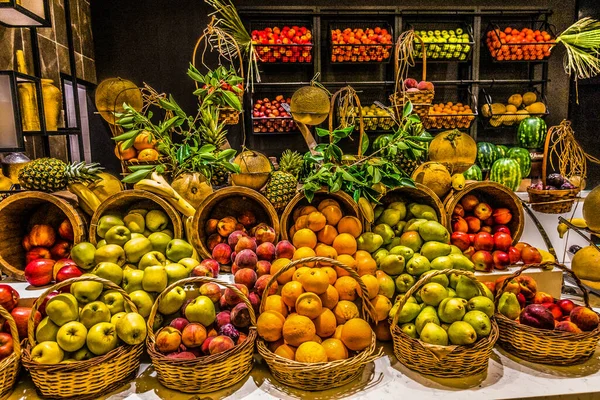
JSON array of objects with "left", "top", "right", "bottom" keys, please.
[
  {"left": 112, "top": 130, "right": 140, "bottom": 142},
  {"left": 397, "top": 142, "right": 409, "bottom": 150},
  {"left": 332, "top": 125, "right": 354, "bottom": 139},
  {"left": 341, "top": 170, "right": 360, "bottom": 183},
  {"left": 217, "top": 149, "right": 236, "bottom": 160},
  {"left": 360, "top": 134, "right": 369, "bottom": 155},
  {"left": 330, "top": 145, "right": 343, "bottom": 162},
  {"left": 402, "top": 101, "right": 413, "bottom": 118},
  {"left": 405, "top": 135, "right": 434, "bottom": 142},
  {"left": 122, "top": 168, "right": 153, "bottom": 184},
  {"left": 121, "top": 136, "right": 136, "bottom": 150},
  {"left": 372, "top": 168, "right": 382, "bottom": 184},
  {"left": 158, "top": 98, "right": 176, "bottom": 111},
  {"left": 126, "top": 165, "right": 154, "bottom": 172},
  {"left": 160, "top": 116, "right": 181, "bottom": 133},
  {"left": 176, "top": 144, "right": 192, "bottom": 164},
  {"left": 400, "top": 177, "right": 416, "bottom": 187},
  {"left": 315, "top": 127, "right": 331, "bottom": 137},
  {"left": 198, "top": 144, "right": 217, "bottom": 154},
  {"left": 353, "top": 189, "right": 360, "bottom": 202},
  {"left": 221, "top": 91, "right": 242, "bottom": 111},
  {"left": 408, "top": 114, "right": 421, "bottom": 123}
]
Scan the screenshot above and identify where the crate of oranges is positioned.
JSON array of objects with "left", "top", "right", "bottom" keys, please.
[
  {"left": 485, "top": 23, "right": 556, "bottom": 62},
  {"left": 330, "top": 24, "right": 393, "bottom": 63},
  {"left": 423, "top": 101, "right": 477, "bottom": 130}
]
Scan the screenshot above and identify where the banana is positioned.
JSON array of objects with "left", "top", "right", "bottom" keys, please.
[
  {"left": 148, "top": 172, "right": 197, "bottom": 218},
  {"left": 134, "top": 179, "right": 177, "bottom": 199},
  {"left": 569, "top": 218, "right": 588, "bottom": 229},
  {"left": 68, "top": 182, "right": 102, "bottom": 216},
  {"left": 358, "top": 197, "right": 375, "bottom": 223},
  {"left": 185, "top": 215, "right": 194, "bottom": 243},
  {"left": 451, "top": 174, "right": 465, "bottom": 191},
  {"left": 557, "top": 223, "right": 569, "bottom": 239}
]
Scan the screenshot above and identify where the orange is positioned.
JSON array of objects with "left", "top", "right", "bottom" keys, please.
[
  {"left": 315, "top": 244, "right": 338, "bottom": 265},
  {"left": 281, "top": 282, "right": 304, "bottom": 310},
  {"left": 334, "top": 276, "right": 359, "bottom": 301},
  {"left": 294, "top": 215, "right": 308, "bottom": 230},
  {"left": 292, "top": 247, "right": 316, "bottom": 267},
  {"left": 299, "top": 268, "right": 330, "bottom": 295},
  {"left": 317, "top": 225, "right": 338, "bottom": 245},
  {"left": 359, "top": 274, "right": 379, "bottom": 300},
  {"left": 282, "top": 314, "right": 316, "bottom": 346},
  {"left": 137, "top": 148, "right": 159, "bottom": 161},
  {"left": 322, "top": 338, "right": 349, "bottom": 361},
  {"left": 295, "top": 292, "right": 323, "bottom": 319},
  {"left": 355, "top": 253, "right": 377, "bottom": 276},
  {"left": 337, "top": 216, "right": 363, "bottom": 238},
  {"left": 257, "top": 310, "right": 286, "bottom": 342},
  {"left": 270, "top": 258, "right": 295, "bottom": 284},
  {"left": 341, "top": 318, "right": 373, "bottom": 351},
  {"left": 274, "top": 344, "right": 296, "bottom": 360},
  {"left": 335, "top": 254, "right": 357, "bottom": 277},
  {"left": 268, "top": 337, "right": 285, "bottom": 352},
  {"left": 372, "top": 320, "right": 392, "bottom": 341},
  {"left": 313, "top": 308, "right": 337, "bottom": 338},
  {"left": 319, "top": 285, "right": 339, "bottom": 309},
  {"left": 292, "top": 266, "right": 311, "bottom": 282},
  {"left": 333, "top": 325, "right": 344, "bottom": 340},
  {"left": 370, "top": 294, "right": 392, "bottom": 322},
  {"left": 307, "top": 211, "right": 327, "bottom": 232},
  {"left": 289, "top": 225, "right": 297, "bottom": 239},
  {"left": 333, "top": 300, "right": 359, "bottom": 325},
  {"left": 320, "top": 266, "right": 337, "bottom": 285},
  {"left": 295, "top": 341, "right": 328, "bottom": 363},
  {"left": 311, "top": 334, "right": 323, "bottom": 343},
  {"left": 264, "top": 294, "right": 288, "bottom": 317},
  {"left": 293, "top": 205, "right": 318, "bottom": 221},
  {"left": 318, "top": 199, "right": 341, "bottom": 211},
  {"left": 114, "top": 143, "right": 136, "bottom": 160},
  {"left": 321, "top": 206, "right": 343, "bottom": 226},
  {"left": 292, "top": 228, "right": 317, "bottom": 249},
  {"left": 332, "top": 233, "right": 357, "bottom": 256},
  {"left": 133, "top": 130, "right": 156, "bottom": 150}
]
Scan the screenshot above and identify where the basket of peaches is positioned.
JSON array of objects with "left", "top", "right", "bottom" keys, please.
[{"left": 494, "top": 262, "right": 600, "bottom": 366}]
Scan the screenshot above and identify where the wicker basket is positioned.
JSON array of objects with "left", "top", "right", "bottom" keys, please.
[
  {"left": 22, "top": 276, "right": 143, "bottom": 399},
  {"left": 391, "top": 269, "right": 499, "bottom": 378},
  {"left": 495, "top": 262, "right": 600, "bottom": 365},
  {"left": 0, "top": 305, "right": 21, "bottom": 399},
  {"left": 257, "top": 256, "right": 383, "bottom": 390},
  {"left": 146, "top": 276, "right": 256, "bottom": 393}
]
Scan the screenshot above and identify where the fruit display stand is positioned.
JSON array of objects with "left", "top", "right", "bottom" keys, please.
[
  {"left": 0, "top": 305, "right": 20, "bottom": 399},
  {"left": 146, "top": 276, "right": 256, "bottom": 393}
]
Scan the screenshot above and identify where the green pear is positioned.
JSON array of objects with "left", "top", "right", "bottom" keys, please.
[
  {"left": 401, "top": 323, "right": 417, "bottom": 338},
  {"left": 447, "top": 288, "right": 457, "bottom": 298},
  {"left": 422, "top": 271, "right": 449, "bottom": 287},
  {"left": 122, "top": 268, "right": 144, "bottom": 293},
  {"left": 374, "top": 205, "right": 384, "bottom": 221},
  {"left": 145, "top": 210, "right": 169, "bottom": 232},
  {"left": 79, "top": 301, "right": 111, "bottom": 329},
  {"left": 481, "top": 284, "right": 495, "bottom": 301},
  {"left": 420, "top": 322, "right": 448, "bottom": 345},
  {"left": 420, "top": 242, "right": 452, "bottom": 262},
  {"left": 94, "top": 244, "right": 126, "bottom": 266},
  {"left": 96, "top": 240, "right": 107, "bottom": 249},
  {"left": 468, "top": 296, "right": 495, "bottom": 317},
  {"left": 394, "top": 221, "right": 407, "bottom": 236},
  {"left": 377, "top": 209, "right": 402, "bottom": 227},
  {"left": 70, "top": 274, "right": 104, "bottom": 304},
  {"left": 165, "top": 263, "right": 189, "bottom": 285},
  {"left": 372, "top": 248, "right": 389, "bottom": 266},
  {"left": 408, "top": 203, "right": 438, "bottom": 222},
  {"left": 399, "top": 232, "right": 423, "bottom": 253},
  {"left": 449, "top": 273, "right": 461, "bottom": 289},
  {"left": 448, "top": 321, "right": 477, "bottom": 345},
  {"left": 415, "top": 305, "right": 440, "bottom": 334},
  {"left": 386, "top": 237, "right": 403, "bottom": 251},
  {"left": 124, "top": 237, "right": 153, "bottom": 264},
  {"left": 127, "top": 207, "right": 147, "bottom": 216},
  {"left": 129, "top": 290, "right": 154, "bottom": 318},
  {"left": 97, "top": 215, "right": 124, "bottom": 238},
  {"left": 455, "top": 276, "right": 480, "bottom": 300},
  {"left": 389, "top": 245, "right": 414, "bottom": 261},
  {"left": 179, "top": 257, "right": 200, "bottom": 273},
  {"left": 104, "top": 226, "right": 131, "bottom": 247},
  {"left": 92, "top": 262, "right": 123, "bottom": 285},
  {"left": 395, "top": 273, "right": 415, "bottom": 293},
  {"left": 406, "top": 296, "right": 418, "bottom": 304},
  {"left": 388, "top": 201, "right": 407, "bottom": 217},
  {"left": 372, "top": 224, "right": 395, "bottom": 245},
  {"left": 463, "top": 310, "right": 492, "bottom": 338},
  {"left": 376, "top": 272, "right": 395, "bottom": 299},
  {"left": 157, "top": 286, "right": 187, "bottom": 315},
  {"left": 395, "top": 302, "right": 422, "bottom": 324},
  {"left": 142, "top": 265, "right": 168, "bottom": 292},
  {"left": 148, "top": 232, "right": 172, "bottom": 254},
  {"left": 449, "top": 245, "right": 463, "bottom": 255},
  {"left": 36, "top": 316, "right": 60, "bottom": 342},
  {"left": 430, "top": 256, "right": 454, "bottom": 270},
  {"left": 70, "top": 242, "right": 96, "bottom": 270},
  {"left": 379, "top": 254, "right": 405, "bottom": 275},
  {"left": 403, "top": 218, "right": 428, "bottom": 233},
  {"left": 356, "top": 232, "right": 384, "bottom": 253},
  {"left": 438, "top": 297, "right": 467, "bottom": 323},
  {"left": 46, "top": 293, "right": 79, "bottom": 326},
  {"left": 100, "top": 290, "right": 126, "bottom": 314},
  {"left": 138, "top": 251, "right": 167, "bottom": 270},
  {"left": 165, "top": 239, "right": 194, "bottom": 263},
  {"left": 418, "top": 221, "right": 450, "bottom": 243},
  {"left": 419, "top": 282, "right": 448, "bottom": 306},
  {"left": 122, "top": 213, "right": 145, "bottom": 234},
  {"left": 498, "top": 292, "right": 521, "bottom": 320},
  {"left": 405, "top": 254, "right": 431, "bottom": 276},
  {"left": 448, "top": 254, "right": 474, "bottom": 271}
]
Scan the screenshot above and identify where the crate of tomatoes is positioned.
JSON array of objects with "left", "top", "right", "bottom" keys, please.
[
  {"left": 250, "top": 22, "right": 313, "bottom": 63},
  {"left": 330, "top": 23, "right": 393, "bottom": 63},
  {"left": 485, "top": 22, "right": 556, "bottom": 62}
]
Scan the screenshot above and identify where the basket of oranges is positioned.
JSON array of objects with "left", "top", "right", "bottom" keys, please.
[
  {"left": 485, "top": 22, "right": 556, "bottom": 62},
  {"left": 422, "top": 100, "right": 477, "bottom": 130}
]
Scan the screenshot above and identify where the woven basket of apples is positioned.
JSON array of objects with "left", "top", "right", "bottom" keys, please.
[
  {"left": 0, "top": 303, "right": 20, "bottom": 399},
  {"left": 21, "top": 276, "right": 145, "bottom": 399},
  {"left": 495, "top": 263, "right": 600, "bottom": 366},
  {"left": 146, "top": 276, "right": 256, "bottom": 393}
]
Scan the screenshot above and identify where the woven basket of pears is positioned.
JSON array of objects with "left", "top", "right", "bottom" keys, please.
[
  {"left": 146, "top": 276, "right": 257, "bottom": 393},
  {"left": 256, "top": 257, "right": 383, "bottom": 391},
  {"left": 495, "top": 262, "right": 600, "bottom": 366},
  {"left": 391, "top": 269, "right": 499, "bottom": 378},
  {"left": 22, "top": 276, "right": 144, "bottom": 400},
  {"left": 0, "top": 304, "right": 21, "bottom": 399}
]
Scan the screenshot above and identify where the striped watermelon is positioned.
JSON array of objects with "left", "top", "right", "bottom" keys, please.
[
  {"left": 506, "top": 147, "right": 532, "bottom": 177},
  {"left": 517, "top": 117, "right": 547, "bottom": 149},
  {"left": 490, "top": 158, "right": 522, "bottom": 191},
  {"left": 496, "top": 145, "right": 509, "bottom": 158},
  {"left": 476, "top": 142, "right": 498, "bottom": 171},
  {"left": 463, "top": 164, "right": 483, "bottom": 181}
]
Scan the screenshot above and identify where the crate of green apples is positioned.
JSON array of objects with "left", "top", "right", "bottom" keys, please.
[{"left": 412, "top": 27, "right": 473, "bottom": 61}]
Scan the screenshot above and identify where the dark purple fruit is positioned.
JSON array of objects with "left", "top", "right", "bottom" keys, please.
[
  {"left": 230, "top": 303, "right": 251, "bottom": 328},
  {"left": 218, "top": 323, "right": 240, "bottom": 344},
  {"left": 561, "top": 182, "right": 575, "bottom": 190},
  {"left": 547, "top": 173, "right": 565, "bottom": 188},
  {"left": 520, "top": 304, "right": 555, "bottom": 330}
]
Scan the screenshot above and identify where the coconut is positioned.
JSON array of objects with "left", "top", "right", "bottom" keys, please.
[
  {"left": 290, "top": 86, "right": 330, "bottom": 125},
  {"left": 411, "top": 162, "right": 452, "bottom": 198},
  {"left": 231, "top": 150, "right": 272, "bottom": 191}
]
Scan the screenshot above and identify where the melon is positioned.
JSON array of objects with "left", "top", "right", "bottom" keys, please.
[
  {"left": 506, "top": 147, "right": 531, "bottom": 177},
  {"left": 463, "top": 164, "right": 483, "bottom": 181},
  {"left": 171, "top": 172, "right": 213, "bottom": 209},
  {"left": 290, "top": 86, "right": 330, "bottom": 125},
  {"left": 490, "top": 158, "right": 522, "bottom": 191},
  {"left": 231, "top": 150, "right": 272, "bottom": 190},
  {"left": 95, "top": 78, "right": 143, "bottom": 124},
  {"left": 428, "top": 129, "right": 477, "bottom": 174},
  {"left": 583, "top": 185, "right": 600, "bottom": 232},
  {"left": 508, "top": 94, "right": 523, "bottom": 108},
  {"left": 522, "top": 92, "right": 537, "bottom": 106},
  {"left": 476, "top": 142, "right": 498, "bottom": 171},
  {"left": 411, "top": 162, "right": 452, "bottom": 199},
  {"left": 517, "top": 117, "right": 547, "bottom": 149}
]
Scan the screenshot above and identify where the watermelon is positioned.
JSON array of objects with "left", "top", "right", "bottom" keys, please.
[
  {"left": 517, "top": 117, "right": 547, "bottom": 149},
  {"left": 506, "top": 147, "right": 532, "bottom": 177},
  {"left": 490, "top": 158, "right": 522, "bottom": 191},
  {"left": 463, "top": 164, "right": 483, "bottom": 181},
  {"left": 476, "top": 142, "right": 498, "bottom": 171},
  {"left": 496, "top": 145, "right": 509, "bottom": 158}
]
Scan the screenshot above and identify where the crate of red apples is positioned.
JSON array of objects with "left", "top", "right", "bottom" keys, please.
[
  {"left": 251, "top": 24, "right": 313, "bottom": 63},
  {"left": 252, "top": 95, "right": 296, "bottom": 134},
  {"left": 330, "top": 24, "right": 393, "bottom": 63},
  {"left": 485, "top": 23, "right": 556, "bottom": 62}
]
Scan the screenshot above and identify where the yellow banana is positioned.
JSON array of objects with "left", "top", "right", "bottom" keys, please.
[
  {"left": 149, "top": 172, "right": 197, "bottom": 217},
  {"left": 569, "top": 218, "right": 588, "bottom": 229},
  {"left": 134, "top": 179, "right": 177, "bottom": 199},
  {"left": 68, "top": 182, "right": 102, "bottom": 216},
  {"left": 451, "top": 174, "right": 465, "bottom": 191},
  {"left": 358, "top": 197, "right": 374, "bottom": 223},
  {"left": 557, "top": 223, "right": 569, "bottom": 239}
]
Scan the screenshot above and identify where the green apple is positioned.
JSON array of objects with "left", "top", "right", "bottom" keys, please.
[
  {"left": 100, "top": 290, "right": 125, "bottom": 315},
  {"left": 46, "top": 293, "right": 79, "bottom": 326},
  {"left": 79, "top": 301, "right": 111, "bottom": 329},
  {"left": 179, "top": 258, "right": 200, "bottom": 273},
  {"left": 110, "top": 312, "right": 127, "bottom": 325},
  {"left": 131, "top": 233, "right": 145, "bottom": 240},
  {"left": 70, "top": 242, "right": 97, "bottom": 270},
  {"left": 70, "top": 274, "right": 103, "bottom": 304},
  {"left": 124, "top": 237, "right": 153, "bottom": 264},
  {"left": 126, "top": 208, "right": 148, "bottom": 217},
  {"left": 104, "top": 226, "right": 132, "bottom": 247},
  {"left": 143, "top": 229, "right": 153, "bottom": 237},
  {"left": 86, "top": 322, "right": 119, "bottom": 356},
  {"left": 123, "top": 213, "right": 145, "bottom": 234},
  {"left": 92, "top": 262, "right": 123, "bottom": 285},
  {"left": 158, "top": 286, "right": 186, "bottom": 315},
  {"left": 129, "top": 290, "right": 154, "bottom": 318},
  {"left": 166, "top": 239, "right": 194, "bottom": 263},
  {"left": 165, "top": 263, "right": 188, "bottom": 286},
  {"left": 161, "top": 229, "right": 174, "bottom": 238},
  {"left": 94, "top": 244, "right": 126, "bottom": 266},
  {"left": 184, "top": 295, "right": 215, "bottom": 326},
  {"left": 115, "top": 312, "right": 147, "bottom": 345},
  {"left": 73, "top": 346, "right": 94, "bottom": 361},
  {"left": 145, "top": 210, "right": 169, "bottom": 232},
  {"left": 36, "top": 316, "right": 60, "bottom": 343},
  {"left": 122, "top": 268, "right": 144, "bottom": 293},
  {"left": 97, "top": 215, "right": 124, "bottom": 238},
  {"left": 57, "top": 321, "right": 88, "bottom": 352},
  {"left": 96, "top": 240, "right": 107, "bottom": 249},
  {"left": 142, "top": 265, "right": 168, "bottom": 292},
  {"left": 147, "top": 232, "right": 171, "bottom": 254},
  {"left": 137, "top": 251, "right": 167, "bottom": 271},
  {"left": 31, "top": 341, "right": 64, "bottom": 364}
]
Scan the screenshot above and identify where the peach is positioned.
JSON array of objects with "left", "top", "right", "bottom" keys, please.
[
  {"left": 238, "top": 210, "right": 257, "bottom": 228},
  {"left": 192, "top": 264, "right": 214, "bottom": 278},
  {"left": 207, "top": 234, "right": 224, "bottom": 252},
  {"left": 231, "top": 303, "right": 251, "bottom": 328},
  {"left": 217, "top": 217, "right": 237, "bottom": 237},
  {"left": 480, "top": 226, "right": 492, "bottom": 233},
  {"left": 570, "top": 306, "right": 600, "bottom": 331},
  {"left": 29, "top": 224, "right": 56, "bottom": 247},
  {"left": 555, "top": 320, "right": 582, "bottom": 333},
  {"left": 460, "top": 194, "right": 480, "bottom": 212},
  {"left": 215, "top": 310, "right": 231, "bottom": 329},
  {"left": 199, "top": 282, "right": 222, "bottom": 303},
  {"left": 517, "top": 275, "right": 537, "bottom": 299},
  {"left": 169, "top": 317, "right": 190, "bottom": 332},
  {"left": 255, "top": 274, "right": 277, "bottom": 297},
  {"left": 182, "top": 323, "right": 207, "bottom": 348},
  {"left": 235, "top": 249, "right": 258, "bottom": 269},
  {"left": 257, "top": 242, "right": 276, "bottom": 261},
  {"left": 231, "top": 263, "right": 240, "bottom": 275},
  {"left": 452, "top": 216, "right": 468, "bottom": 233},
  {"left": 248, "top": 291, "right": 260, "bottom": 313},
  {"left": 219, "top": 295, "right": 229, "bottom": 310},
  {"left": 200, "top": 259, "right": 220, "bottom": 277},
  {"left": 235, "top": 236, "right": 257, "bottom": 253},
  {"left": 521, "top": 246, "right": 543, "bottom": 264},
  {"left": 156, "top": 326, "right": 182, "bottom": 353},
  {"left": 224, "top": 283, "right": 249, "bottom": 306},
  {"left": 256, "top": 260, "right": 271, "bottom": 277},
  {"left": 275, "top": 240, "right": 296, "bottom": 259},
  {"left": 474, "top": 203, "right": 493, "bottom": 220},
  {"left": 201, "top": 336, "right": 215, "bottom": 354},
  {"left": 205, "top": 219, "right": 219, "bottom": 235},
  {"left": 417, "top": 80, "right": 434, "bottom": 91},
  {"left": 167, "top": 351, "right": 196, "bottom": 359},
  {"left": 234, "top": 268, "right": 258, "bottom": 289},
  {"left": 235, "top": 223, "right": 246, "bottom": 232},
  {"left": 465, "top": 216, "right": 481, "bottom": 233},
  {"left": 452, "top": 204, "right": 465, "bottom": 217},
  {"left": 228, "top": 230, "right": 248, "bottom": 248},
  {"left": 238, "top": 332, "right": 248, "bottom": 344},
  {"left": 557, "top": 299, "right": 575, "bottom": 315},
  {"left": 254, "top": 224, "right": 276, "bottom": 244},
  {"left": 493, "top": 208, "right": 513, "bottom": 225},
  {"left": 212, "top": 243, "right": 232, "bottom": 265},
  {"left": 209, "top": 335, "right": 235, "bottom": 355},
  {"left": 533, "top": 291, "right": 553, "bottom": 305},
  {"left": 231, "top": 251, "right": 237, "bottom": 264},
  {"left": 207, "top": 327, "right": 218, "bottom": 337}
]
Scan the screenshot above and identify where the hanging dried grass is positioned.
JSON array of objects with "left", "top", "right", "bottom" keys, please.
[{"left": 548, "top": 119, "right": 600, "bottom": 180}]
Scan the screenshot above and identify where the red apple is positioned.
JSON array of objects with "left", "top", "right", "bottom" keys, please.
[
  {"left": 50, "top": 240, "right": 71, "bottom": 260},
  {"left": 0, "top": 285, "right": 19, "bottom": 312},
  {"left": 451, "top": 232, "right": 471, "bottom": 251},
  {"left": 474, "top": 203, "right": 493, "bottom": 220},
  {"left": 517, "top": 293, "right": 526, "bottom": 308},
  {"left": 544, "top": 303, "right": 563, "bottom": 321},
  {"left": 557, "top": 299, "right": 576, "bottom": 315},
  {"left": 52, "top": 258, "right": 77, "bottom": 281},
  {"left": 492, "top": 225, "right": 511, "bottom": 235},
  {"left": 25, "top": 247, "right": 52, "bottom": 264},
  {"left": 58, "top": 219, "right": 74, "bottom": 241},
  {"left": 24, "top": 259, "right": 55, "bottom": 286},
  {"left": 0, "top": 332, "right": 13, "bottom": 360},
  {"left": 28, "top": 224, "right": 56, "bottom": 248},
  {"left": 471, "top": 250, "right": 494, "bottom": 272},
  {"left": 493, "top": 232, "right": 513, "bottom": 252},
  {"left": 492, "top": 250, "right": 510, "bottom": 270},
  {"left": 10, "top": 307, "right": 41, "bottom": 340},
  {"left": 521, "top": 246, "right": 543, "bottom": 265},
  {"left": 36, "top": 291, "right": 59, "bottom": 316},
  {"left": 191, "top": 264, "right": 213, "bottom": 278},
  {"left": 468, "top": 234, "right": 476, "bottom": 245},
  {"left": 452, "top": 216, "right": 468, "bottom": 233},
  {"left": 508, "top": 246, "right": 521, "bottom": 264},
  {"left": 493, "top": 208, "right": 512, "bottom": 225},
  {"left": 474, "top": 232, "right": 494, "bottom": 252},
  {"left": 170, "top": 318, "right": 190, "bottom": 332},
  {"left": 465, "top": 216, "right": 481, "bottom": 233},
  {"left": 460, "top": 194, "right": 480, "bottom": 212},
  {"left": 200, "top": 259, "right": 220, "bottom": 277},
  {"left": 56, "top": 265, "right": 83, "bottom": 282}
]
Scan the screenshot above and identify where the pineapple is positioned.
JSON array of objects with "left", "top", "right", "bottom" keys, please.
[
  {"left": 394, "top": 152, "right": 422, "bottom": 176},
  {"left": 199, "top": 108, "right": 231, "bottom": 186},
  {"left": 265, "top": 150, "right": 303, "bottom": 212},
  {"left": 18, "top": 158, "right": 102, "bottom": 192}
]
